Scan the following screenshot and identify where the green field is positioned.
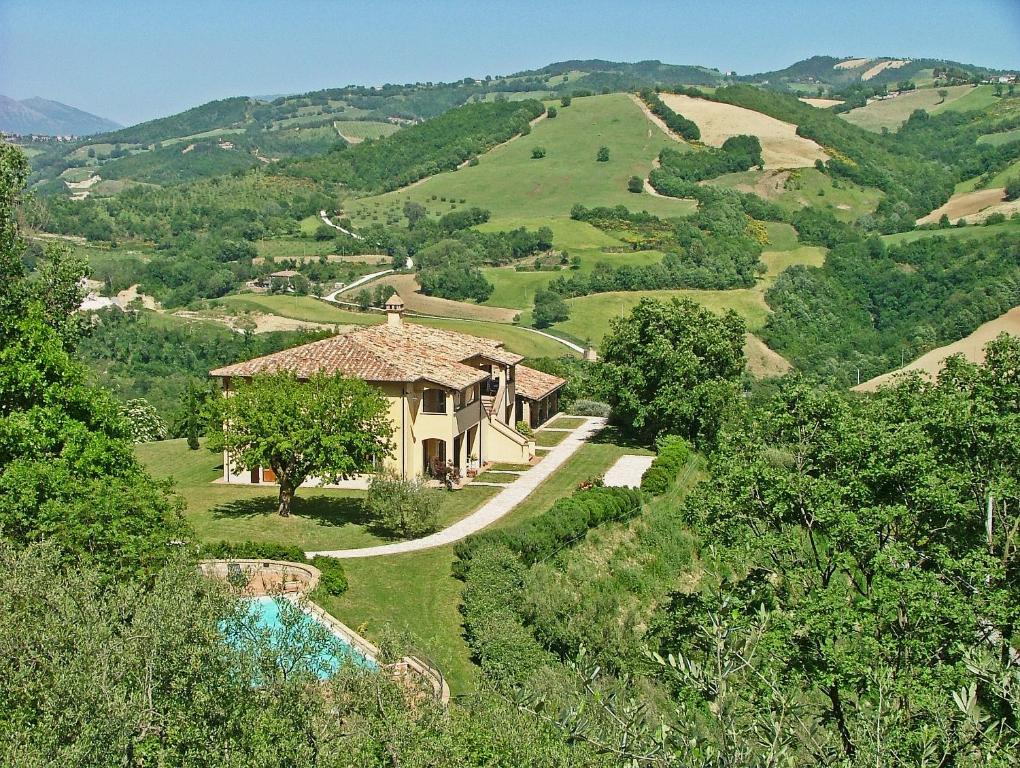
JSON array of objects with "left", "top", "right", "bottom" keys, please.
[
  {"left": 881, "top": 218, "right": 1020, "bottom": 246},
  {"left": 215, "top": 294, "right": 379, "bottom": 325},
  {"left": 213, "top": 293, "right": 577, "bottom": 358},
  {"left": 475, "top": 216, "right": 627, "bottom": 250},
  {"left": 346, "top": 93, "right": 699, "bottom": 225},
  {"left": 840, "top": 85, "right": 979, "bottom": 132},
  {"left": 932, "top": 85, "right": 1001, "bottom": 114},
  {"left": 956, "top": 157, "right": 1020, "bottom": 193},
  {"left": 334, "top": 120, "right": 400, "bottom": 141},
  {"left": 482, "top": 249, "right": 667, "bottom": 309},
  {"left": 977, "top": 128, "right": 1020, "bottom": 147},
  {"left": 255, "top": 237, "right": 336, "bottom": 259},
  {"left": 708, "top": 167, "right": 883, "bottom": 222}
]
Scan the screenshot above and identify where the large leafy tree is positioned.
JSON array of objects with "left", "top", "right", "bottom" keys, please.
[
  {"left": 0, "top": 143, "right": 186, "bottom": 581},
  {"left": 212, "top": 371, "right": 394, "bottom": 516},
  {"left": 654, "top": 346, "right": 1020, "bottom": 762},
  {"left": 597, "top": 297, "right": 745, "bottom": 446}
]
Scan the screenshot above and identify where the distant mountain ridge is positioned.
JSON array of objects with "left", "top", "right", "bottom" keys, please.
[{"left": 0, "top": 95, "right": 121, "bottom": 136}]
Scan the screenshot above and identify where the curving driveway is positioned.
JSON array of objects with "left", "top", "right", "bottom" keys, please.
[{"left": 306, "top": 417, "right": 607, "bottom": 559}]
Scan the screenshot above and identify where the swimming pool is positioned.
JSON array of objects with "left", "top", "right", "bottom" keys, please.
[{"left": 236, "top": 596, "right": 378, "bottom": 678}]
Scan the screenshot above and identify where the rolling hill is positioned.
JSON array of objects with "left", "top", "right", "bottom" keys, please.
[{"left": 0, "top": 95, "right": 120, "bottom": 135}]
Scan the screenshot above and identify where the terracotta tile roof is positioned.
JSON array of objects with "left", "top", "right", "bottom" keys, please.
[
  {"left": 210, "top": 319, "right": 523, "bottom": 391},
  {"left": 515, "top": 365, "right": 566, "bottom": 400}
]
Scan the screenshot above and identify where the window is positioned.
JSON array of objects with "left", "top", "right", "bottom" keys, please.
[{"left": 423, "top": 388, "right": 447, "bottom": 414}]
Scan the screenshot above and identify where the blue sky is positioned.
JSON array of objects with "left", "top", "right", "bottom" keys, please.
[{"left": 1, "top": 0, "right": 1017, "bottom": 126}]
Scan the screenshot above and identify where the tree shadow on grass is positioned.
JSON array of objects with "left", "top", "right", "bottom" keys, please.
[
  {"left": 210, "top": 494, "right": 415, "bottom": 542},
  {"left": 590, "top": 424, "right": 653, "bottom": 451},
  {"left": 211, "top": 494, "right": 371, "bottom": 530}
]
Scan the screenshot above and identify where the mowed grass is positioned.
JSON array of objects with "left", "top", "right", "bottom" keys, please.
[
  {"left": 534, "top": 429, "right": 570, "bottom": 447},
  {"left": 135, "top": 438, "right": 498, "bottom": 551},
  {"left": 346, "top": 93, "right": 699, "bottom": 224},
  {"left": 474, "top": 217, "right": 626, "bottom": 250},
  {"left": 840, "top": 85, "right": 978, "bottom": 132},
  {"left": 313, "top": 431, "right": 652, "bottom": 694},
  {"left": 932, "top": 85, "right": 1001, "bottom": 114}
]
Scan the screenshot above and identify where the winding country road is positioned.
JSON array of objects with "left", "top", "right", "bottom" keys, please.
[{"left": 306, "top": 416, "right": 606, "bottom": 559}]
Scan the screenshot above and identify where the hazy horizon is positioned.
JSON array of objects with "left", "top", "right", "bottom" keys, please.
[{"left": 2, "top": 0, "right": 1018, "bottom": 126}]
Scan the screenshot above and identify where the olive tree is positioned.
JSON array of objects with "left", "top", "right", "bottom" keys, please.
[{"left": 213, "top": 371, "right": 394, "bottom": 516}]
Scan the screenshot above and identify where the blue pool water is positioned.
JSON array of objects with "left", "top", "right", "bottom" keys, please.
[{"left": 239, "top": 596, "right": 377, "bottom": 678}]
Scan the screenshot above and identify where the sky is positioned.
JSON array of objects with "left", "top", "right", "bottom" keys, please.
[{"left": 1, "top": 0, "right": 1018, "bottom": 126}]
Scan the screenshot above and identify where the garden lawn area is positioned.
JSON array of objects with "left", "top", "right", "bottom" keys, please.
[
  {"left": 135, "top": 438, "right": 497, "bottom": 551},
  {"left": 471, "top": 471, "right": 517, "bottom": 484},
  {"left": 346, "top": 93, "right": 699, "bottom": 225},
  {"left": 490, "top": 462, "right": 535, "bottom": 471},
  {"left": 546, "top": 416, "right": 586, "bottom": 429},
  {"left": 316, "top": 430, "right": 653, "bottom": 694},
  {"left": 534, "top": 429, "right": 570, "bottom": 447}
]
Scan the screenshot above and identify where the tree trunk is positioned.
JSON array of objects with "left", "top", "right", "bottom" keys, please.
[
  {"left": 277, "top": 477, "right": 295, "bottom": 517},
  {"left": 828, "top": 683, "right": 856, "bottom": 760}
]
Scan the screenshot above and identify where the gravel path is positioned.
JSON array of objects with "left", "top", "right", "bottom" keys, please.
[
  {"left": 306, "top": 417, "right": 607, "bottom": 559},
  {"left": 602, "top": 454, "right": 654, "bottom": 488}
]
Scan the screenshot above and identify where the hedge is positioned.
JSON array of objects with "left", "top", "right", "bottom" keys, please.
[
  {"left": 198, "top": 541, "right": 348, "bottom": 597},
  {"left": 640, "top": 436, "right": 690, "bottom": 495},
  {"left": 453, "top": 486, "right": 643, "bottom": 577}
]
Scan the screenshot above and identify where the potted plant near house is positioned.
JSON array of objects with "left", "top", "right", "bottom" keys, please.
[{"left": 466, "top": 453, "right": 479, "bottom": 478}]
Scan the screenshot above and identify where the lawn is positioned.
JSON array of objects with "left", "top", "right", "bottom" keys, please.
[
  {"left": 546, "top": 416, "right": 586, "bottom": 429},
  {"left": 346, "top": 93, "right": 699, "bottom": 225},
  {"left": 307, "top": 430, "right": 652, "bottom": 694},
  {"left": 534, "top": 429, "right": 570, "bottom": 447},
  {"left": 135, "top": 438, "right": 497, "bottom": 552}
]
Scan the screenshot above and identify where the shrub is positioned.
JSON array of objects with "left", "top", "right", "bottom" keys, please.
[
  {"left": 515, "top": 420, "right": 534, "bottom": 437},
  {"left": 640, "top": 436, "right": 691, "bottom": 495},
  {"left": 366, "top": 472, "right": 440, "bottom": 538},
  {"left": 198, "top": 540, "right": 309, "bottom": 563},
  {"left": 310, "top": 556, "right": 348, "bottom": 596},
  {"left": 1004, "top": 177, "right": 1020, "bottom": 202},
  {"left": 531, "top": 146, "right": 546, "bottom": 159},
  {"left": 546, "top": 106, "right": 557, "bottom": 119},
  {"left": 122, "top": 398, "right": 168, "bottom": 443},
  {"left": 560, "top": 96, "right": 572, "bottom": 107},
  {"left": 596, "top": 146, "right": 610, "bottom": 162},
  {"left": 628, "top": 175, "right": 643, "bottom": 193},
  {"left": 569, "top": 399, "right": 611, "bottom": 417}
]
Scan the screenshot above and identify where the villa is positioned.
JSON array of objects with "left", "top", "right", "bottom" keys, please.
[{"left": 210, "top": 294, "right": 566, "bottom": 486}]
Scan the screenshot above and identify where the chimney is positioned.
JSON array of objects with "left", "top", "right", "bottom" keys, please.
[{"left": 385, "top": 292, "right": 405, "bottom": 328}]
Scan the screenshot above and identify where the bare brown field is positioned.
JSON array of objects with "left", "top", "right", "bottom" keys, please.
[
  {"left": 834, "top": 57, "right": 871, "bottom": 70},
  {"left": 854, "top": 306, "right": 1020, "bottom": 392},
  {"left": 371, "top": 273, "right": 519, "bottom": 323},
  {"left": 658, "top": 94, "right": 828, "bottom": 169},
  {"left": 861, "top": 59, "right": 908, "bottom": 80},
  {"left": 744, "top": 333, "right": 792, "bottom": 377},
  {"left": 799, "top": 97, "right": 844, "bottom": 108},
  {"left": 916, "top": 187, "right": 1006, "bottom": 225}
]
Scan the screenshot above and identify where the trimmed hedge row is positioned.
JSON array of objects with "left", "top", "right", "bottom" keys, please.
[
  {"left": 453, "top": 486, "right": 643, "bottom": 578},
  {"left": 640, "top": 436, "right": 691, "bottom": 495},
  {"left": 197, "top": 541, "right": 348, "bottom": 597}
]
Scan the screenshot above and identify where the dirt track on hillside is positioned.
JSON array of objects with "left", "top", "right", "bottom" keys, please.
[
  {"left": 658, "top": 94, "right": 828, "bottom": 169},
  {"left": 854, "top": 306, "right": 1020, "bottom": 392},
  {"left": 916, "top": 187, "right": 1006, "bottom": 224},
  {"left": 744, "top": 334, "right": 792, "bottom": 378}
]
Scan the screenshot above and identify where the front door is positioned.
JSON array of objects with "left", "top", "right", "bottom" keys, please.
[{"left": 251, "top": 467, "right": 260, "bottom": 484}]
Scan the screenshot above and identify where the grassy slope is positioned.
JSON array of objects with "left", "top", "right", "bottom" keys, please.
[
  {"left": 136, "top": 438, "right": 497, "bottom": 551},
  {"left": 315, "top": 432, "right": 653, "bottom": 693},
  {"left": 346, "top": 93, "right": 698, "bottom": 225},
  {"left": 881, "top": 218, "right": 1020, "bottom": 246},
  {"left": 839, "top": 85, "right": 979, "bottom": 132},
  {"left": 213, "top": 293, "right": 575, "bottom": 358}
]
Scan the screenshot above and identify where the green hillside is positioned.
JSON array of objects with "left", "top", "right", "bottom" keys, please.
[{"left": 346, "top": 93, "right": 698, "bottom": 224}]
